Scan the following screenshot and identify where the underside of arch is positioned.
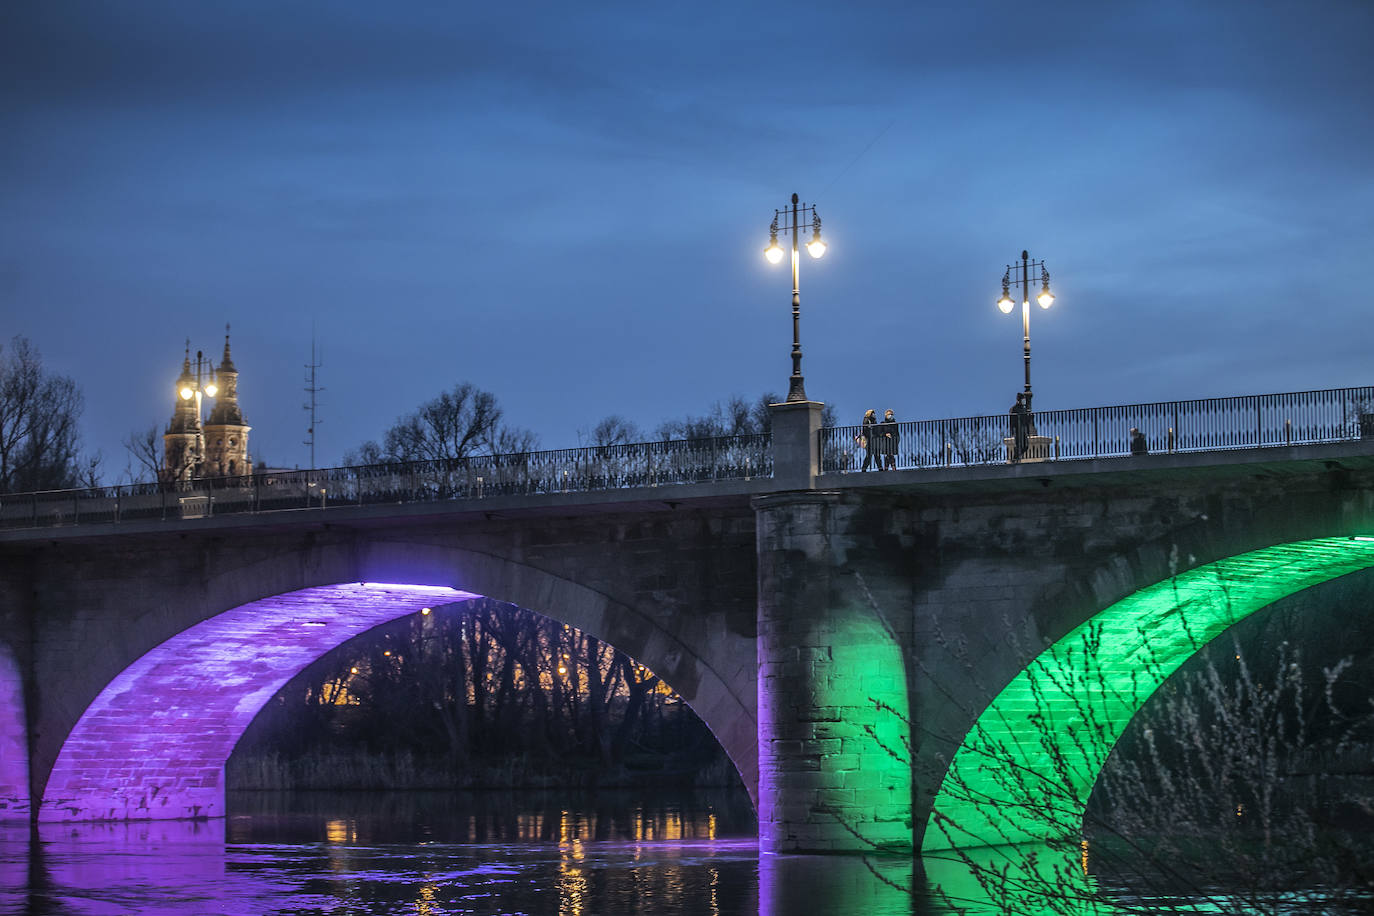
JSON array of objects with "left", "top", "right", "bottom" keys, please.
[
  {"left": 925, "top": 536, "right": 1374, "bottom": 851},
  {"left": 40, "top": 583, "right": 477, "bottom": 822}
]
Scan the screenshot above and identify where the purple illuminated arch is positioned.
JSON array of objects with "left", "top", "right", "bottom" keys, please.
[
  {"left": 0, "top": 648, "right": 27, "bottom": 820},
  {"left": 39, "top": 583, "right": 477, "bottom": 822}
]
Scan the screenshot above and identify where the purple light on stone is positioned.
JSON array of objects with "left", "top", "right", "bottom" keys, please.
[
  {"left": 0, "top": 650, "right": 27, "bottom": 820},
  {"left": 358, "top": 582, "right": 462, "bottom": 594},
  {"left": 40, "top": 582, "right": 477, "bottom": 822}
]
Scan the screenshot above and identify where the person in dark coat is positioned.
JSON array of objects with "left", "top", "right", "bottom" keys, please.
[
  {"left": 1010, "top": 393, "right": 1029, "bottom": 460},
  {"left": 1130, "top": 427, "right": 1149, "bottom": 456},
  {"left": 877, "top": 408, "right": 899, "bottom": 470},
  {"left": 859, "top": 409, "right": 878, "bottom": 471}
]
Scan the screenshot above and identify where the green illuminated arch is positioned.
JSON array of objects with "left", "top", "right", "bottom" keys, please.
[{"left": 925, "top": 536, "right": 1374, "bottom": 851}]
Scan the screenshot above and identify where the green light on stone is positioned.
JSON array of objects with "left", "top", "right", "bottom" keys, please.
[
  {"left": 812, "top": 610, "right": 912, "bottom": 852},
  {"left": 926, "top": 536, "right": 1374, "bottom": 851}
]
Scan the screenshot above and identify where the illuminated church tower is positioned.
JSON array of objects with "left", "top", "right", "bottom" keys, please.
[
  {"left": 203, "top": 329, "right": 252, "bottom": 478},
  {"left": 162, "top": 349, "right": 202, "bottom": 483},
  {"left": 161, "top": 329, "right": 252, "bottom": 481}
]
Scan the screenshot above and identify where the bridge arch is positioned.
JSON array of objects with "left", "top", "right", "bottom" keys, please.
[
  {"left": 924, "top": 535, "right": 1374, "bottom": 851},
  {"left": 38, "top": 539, "right": 758, "bottom": 822}
]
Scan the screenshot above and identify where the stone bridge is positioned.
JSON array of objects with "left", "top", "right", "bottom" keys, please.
[{"left": 4, "top": 400, "right": 1374, "bottom": 854}]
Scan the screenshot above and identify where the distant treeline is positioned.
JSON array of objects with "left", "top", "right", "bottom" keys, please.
[{"left": 229, "top": 599, "right": 740, "bottom": 791}]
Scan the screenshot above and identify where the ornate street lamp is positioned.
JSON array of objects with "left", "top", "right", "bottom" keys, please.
[
  {"left": 764, "top": 193, "right": 826, "bottom": 402},
  {"left": 178, "top": 348, "right": 218, "bottom": 478},
  {"left": 996, "top": 250, "right": 1055, "bottom": 415}
]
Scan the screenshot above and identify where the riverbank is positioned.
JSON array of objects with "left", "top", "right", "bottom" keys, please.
[{"left": 227, "top": 749, "right": 742, "bottom": 792}]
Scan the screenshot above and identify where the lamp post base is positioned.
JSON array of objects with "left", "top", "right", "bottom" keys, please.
[{"left": 1004, "top": 435, "right": 1052, "bottom": 463}]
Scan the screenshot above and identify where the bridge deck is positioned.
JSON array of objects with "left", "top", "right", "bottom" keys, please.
[{"left": 5, "top": 438, "right": 1373, "bottom": 543}]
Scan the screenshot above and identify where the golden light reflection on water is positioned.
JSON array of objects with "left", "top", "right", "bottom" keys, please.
[
  {"left": 323, "top": 818, "right": 358, "bottom": 876},
  {"left": 415, "top": 881, "right": 439, "bottom": 916},
  {"left": 548, "top": 805, "right": 724, "bottom": 916},
  {"left": 634, "top": 808, "right": 685, "bottom": 841},
  {"left": 516, "top": 812, "right": 544, "bottom": 840},
  {"left": 324, "top": 818, "right": 355, "bottom": 845},
  {"left": 558, "top": 809, "right": 588, "bottom": 916}
]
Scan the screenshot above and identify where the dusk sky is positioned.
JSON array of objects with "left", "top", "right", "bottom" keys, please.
[{"left": 4, "top": 2, "right": 1372, "bottom": 477}]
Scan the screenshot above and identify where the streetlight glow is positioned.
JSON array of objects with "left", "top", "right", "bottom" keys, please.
[
  {"left": 995, "top": 250, "right": 1058, "bottom": 426},
  {"left": 175, "top": 347, "right": 220, "bottom": 480},
  {"left": 763, "top": 193, "right": 826, "bottom": 402},
  {"left": 806, "top": 214, "right": 826, "bottom": 258},
  {"left": 1037, "top": 266, "right": 1055, "bottom": 308}
]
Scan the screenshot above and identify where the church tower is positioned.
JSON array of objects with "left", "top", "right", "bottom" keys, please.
[
  {"left": 203, "top": 327, "right": 252, "bottom": 478},
  {"left": 162, "top": 347, "right": 202, "bottom": 483}
]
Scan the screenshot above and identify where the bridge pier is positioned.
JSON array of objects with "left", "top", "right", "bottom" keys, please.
[{"left": 754, "top": 491, "right": 912, "bottom": 853}]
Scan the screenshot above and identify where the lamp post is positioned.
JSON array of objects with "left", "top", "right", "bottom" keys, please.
[
  {"left": 178, "top": 349, "right": 218, "bottom": 479},
  {"left": 764, "top": 193, "right": 826, "bottom": 402},
  {"left": 996, "top": 250, "right": 1055, "bottom": 415}
]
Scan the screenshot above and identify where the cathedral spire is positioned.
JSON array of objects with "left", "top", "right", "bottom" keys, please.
[
  {"left": 204, "top": 324, "right": 251, "bottom": 478},
  {"left": 220, "top": 323, "right": 235, "bottom": 373}
]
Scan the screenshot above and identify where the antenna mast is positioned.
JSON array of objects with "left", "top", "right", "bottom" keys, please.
[{"left": 304, "top": 336, "right": 324, "bottom": 469}]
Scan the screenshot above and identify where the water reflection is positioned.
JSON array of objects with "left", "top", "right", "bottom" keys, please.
[
  {"left": 761, "top": 852, "right": 916, "bottom": 916},
  {"left": 922, "top": 842, "right": 1107, "bottom": 916},
  {"left": 0, "top": 795, "right": 1156, "bottom": 915},
  {"left": 3, "top": 791, "right": 763, "bottom": 915}
]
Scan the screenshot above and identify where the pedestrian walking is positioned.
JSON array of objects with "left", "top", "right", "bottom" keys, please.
[
  {"left": 877, "top": 408, "right": 899, "bottom": 470},
  {"left": 859, "top": 409, "right": 878, "bottom": 471}
]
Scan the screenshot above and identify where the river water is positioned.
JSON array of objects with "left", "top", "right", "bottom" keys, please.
[
  {"left": 0, "top": 788, "right": 1291, "bottom": 916},
  {"left": 2, "top": 789, "right": 958, "bottom": 916}
]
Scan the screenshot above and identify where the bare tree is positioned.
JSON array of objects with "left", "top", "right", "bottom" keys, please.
[
  {"left": 586, "top": 415, "right": 642, "bottom": 447},
  {"left": 341, "top": 439, "right": 385, "bottom": 467},
  {"left": 346, "top": 382, "right": 538, "bottom": 465},
  {"left": 383, "top": 383, "right": 502, "bottom": 461},
  {"left": 121, "top": 424, "right": 164, "bottom": 484},
  {"left": 490, "top": 424, "right": 538, "bottom": 456},
  {"left": 0, "top": 336, "right": 97, "bottom": 492},
  {"left": 656, "top": 392, "right": 838, "bottom": 440}
]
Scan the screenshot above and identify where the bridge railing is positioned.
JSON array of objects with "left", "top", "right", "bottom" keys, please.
[
  {"left": 820, "top": 385, "right": 1374, "bottom": 473},
  {"left": 0, "top": 433, "right": 773, "bottom": 530}
]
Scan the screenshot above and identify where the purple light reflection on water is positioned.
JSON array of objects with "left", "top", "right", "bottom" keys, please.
[
  {"left": 4, "top": 792, "right": 769, "bottom": 915},
  {"left": 41, "top": 583, "right": 477, "bottom": 823}
]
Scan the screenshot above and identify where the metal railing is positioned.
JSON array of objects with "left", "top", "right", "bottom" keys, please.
[
  {"left": 821, "top": 386, "right": 1374, "bottom": 474},
  {"left": 0, "top": 434, "right": 772, "bottom": 531},
  {"left": 6, "top": 385, "right": 1373, "bottom": 531}
]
